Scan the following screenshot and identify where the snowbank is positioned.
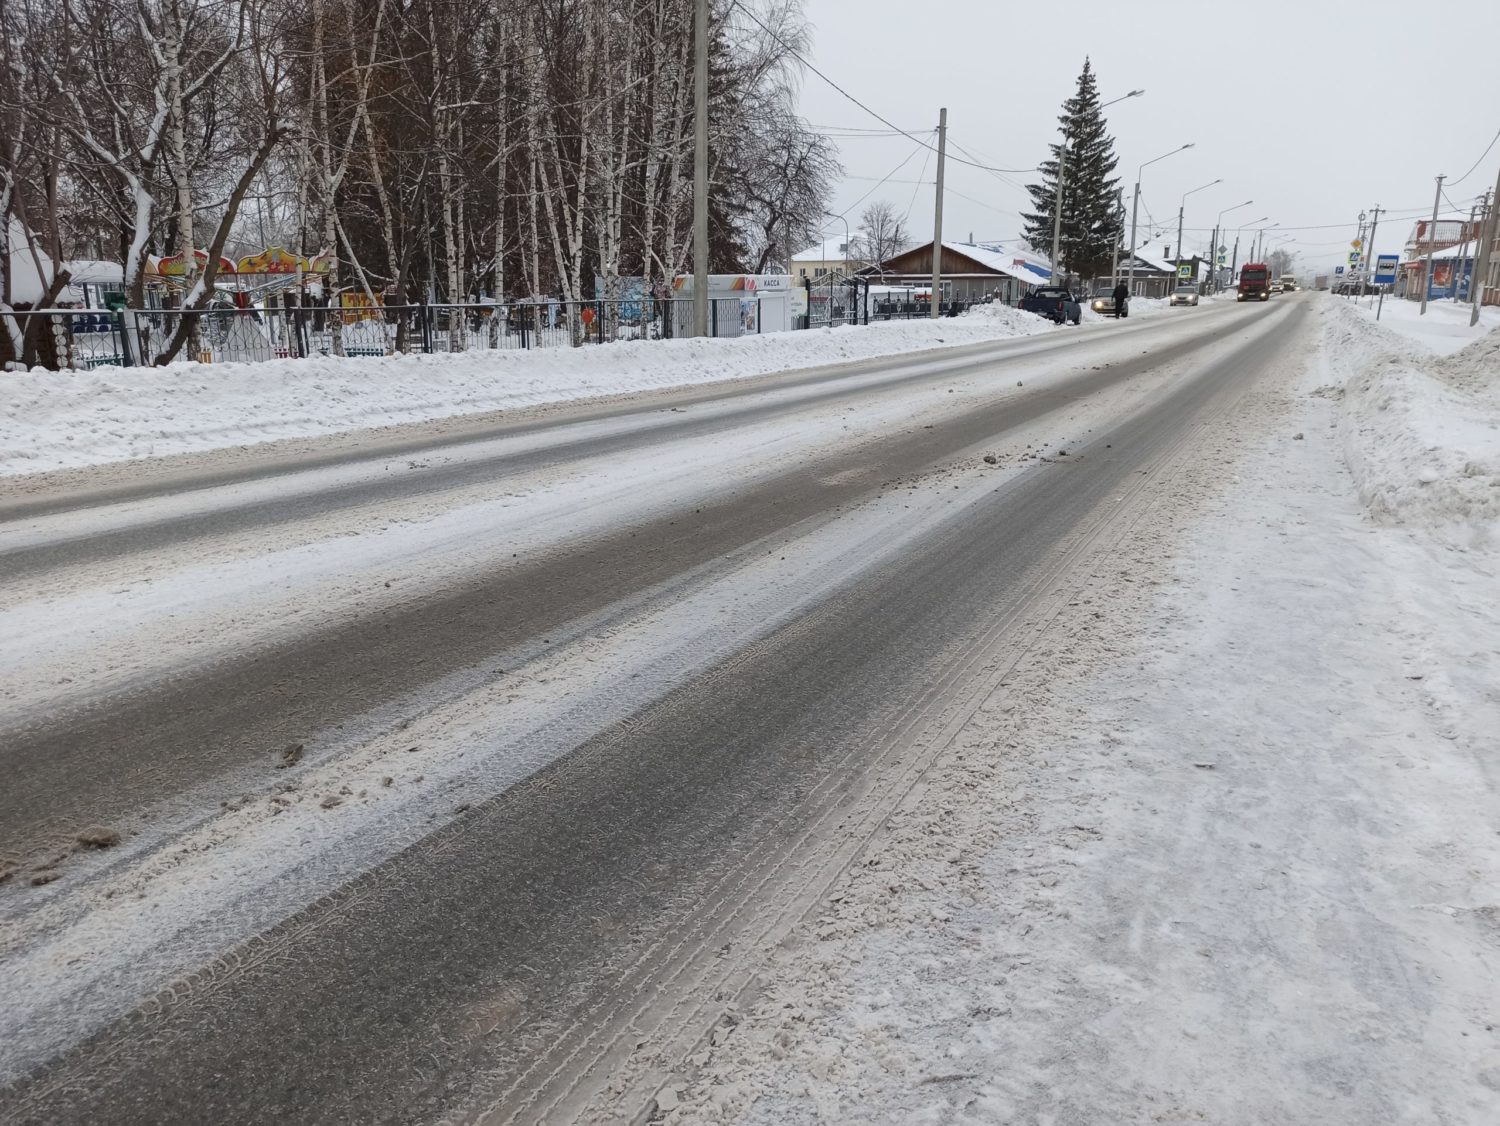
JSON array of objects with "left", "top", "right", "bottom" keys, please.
[
  {"left": 1332, "top": 291, "right": 1500, "bottom": 356},
  {"left": 0, "top": 303, "right": 1057, "bottom": 477},
  {"left": 1321, "top": 296, "right": 1500, "bottom": 546}
]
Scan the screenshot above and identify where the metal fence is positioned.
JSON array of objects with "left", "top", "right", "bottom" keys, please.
[
  {"left": 123, "top": 298, "right": 762, "bottom": 367},
  {"left": 3, "top": 293, "right": 975, "bottom": 373},
  {"left": 1, "top": 308, "right": 136, "bottom": 370}
]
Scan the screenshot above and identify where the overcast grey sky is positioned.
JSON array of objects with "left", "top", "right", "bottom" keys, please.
[{"left": 799, "top": 0, "right": 1500, "bottom": 275}]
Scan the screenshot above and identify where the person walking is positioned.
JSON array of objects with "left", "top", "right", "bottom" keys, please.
[{"left": 1112, "top": 279, "right": 1129, "bottom": 318}]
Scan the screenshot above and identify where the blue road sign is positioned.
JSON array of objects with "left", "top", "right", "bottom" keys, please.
[
  {"left": 1374, "top": 254, "right": 1399, "bottom": 285},
  {"left": 1335, "top": 265, "right": 1345, "bottom": 275}
]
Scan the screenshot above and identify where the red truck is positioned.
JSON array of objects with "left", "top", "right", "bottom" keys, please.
[{"left": 1237, "top": 263, "right": 1272, "bottom": 302}]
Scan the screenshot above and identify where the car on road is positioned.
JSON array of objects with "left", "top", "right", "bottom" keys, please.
[
  {"left": 1169, "top": 283, "right": 1200, "bottom": 307},
  {"left": 1088, "top": 289, "right": 1128, "bottom": 318},
  {"left": 1019, "top": 286, "right": 1081, "bottom": 325}
]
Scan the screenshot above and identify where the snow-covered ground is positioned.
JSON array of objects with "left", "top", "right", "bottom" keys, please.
[
  {"left": 1, "top": 301, "right": 1180, "bottom": 478},
  {"left": 1333, "top": 290, "right": 1500, "bottom": 356},
  {"left": 659, "top": 297, "right": 1500, "bottom": 1123},
  {"left": 0, "top": 305, "right": 1242, "bottom": 1084}
]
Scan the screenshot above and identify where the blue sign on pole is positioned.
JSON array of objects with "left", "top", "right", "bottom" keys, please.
[
  {"left": 1335, "top": 265, "right": 1345, "bottom": 275},
  {"left": 1374, "top": 254, "right": 1399, "bottom": 285}
]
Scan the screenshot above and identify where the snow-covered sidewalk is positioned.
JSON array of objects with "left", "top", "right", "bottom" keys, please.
[
  {"left": 1332, "top": 289, "right": 1500, "bottom": 356},
  {"left": 662, "top": 298, "right": 1500, "bottom": 1123}
]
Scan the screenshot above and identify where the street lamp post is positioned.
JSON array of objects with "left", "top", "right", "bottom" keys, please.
[
  {"left": 1211, "top": 200, "right": 1253, "bottom": 293},
  {"left": 1229, "top": 216, "right": 1267, "bottom": 287},
  {"left": 1050, "top": 89, "right": 1143, "bottom": 283},
  {"left": 1175, "top": 178, "right": 1221, "bottom": 282},
  {"left": 1128, "top": 143, "right": 1194, "bottom": 296},
  {"left": 824, "top": 211, "right": 850, "bottom": 324},
  {"left": 1254, "top": 222, "right": 1279, "bottom": 263}
]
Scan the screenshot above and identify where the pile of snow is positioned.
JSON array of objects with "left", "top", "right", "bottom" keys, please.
[
  {"left": 1320, "top": 296, "right": 1500, "bottom": 546},
  {"left": 1, "top": 305, "right": 1065, "bottom": 477},
  {"left": 1331, "top": 291, "right": 1500, "bottom": 356}
]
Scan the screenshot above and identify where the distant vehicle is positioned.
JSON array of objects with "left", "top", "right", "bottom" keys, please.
[
  {"left": 1169, "top": 283, "right": 1200, "bottom": 307},
  {"left": 1270, "top": 282, "right": 1284, "bottom": 294},
  {"left": 1020, "top": 285, "right": 1081, "bottom": 325},
  {"left": 1279, "top": 274, "right": 1298, "bottom": 292},
  {"left": 1237, "top": 263, "right": 1272, "bottom": 302},
  {"left": 1088, "top": 288, "right": 1128, "bottom": 318}
]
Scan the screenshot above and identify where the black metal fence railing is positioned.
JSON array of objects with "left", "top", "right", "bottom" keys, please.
[
  {"left": 1, "top": 308, "right": 136, "bottom": 370},
  {"left": 866, "top": 300, "right": 975, "bottom": 321},
  {"left": 120, "top": 297, "right": 762, "bottom": 367},
  {"left": 4, "top": 294, "right": 980, "bottom": 373}
]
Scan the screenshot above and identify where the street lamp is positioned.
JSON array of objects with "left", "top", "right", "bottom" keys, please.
[
  {"left": 1230, "top": 215, "right": 1267, "bottom": 284},
  {"left": 1175, "top": 178, "right": 1221, "bottom": 285},
  {"left": 1051, "top": 88, "right": 1144, "bottom": 282},
  {"left": 1127, "top": 143, "right": 1194, "bottom": 294},
  {"left": 824, "top": 210, "right": 851, "bottom": 324},
  {"left": 1210, "top": 200, "right": 1252, "bottom": 293},
  {"left": 1254, "top": 222, "right": 1280, "bottom": 263}
]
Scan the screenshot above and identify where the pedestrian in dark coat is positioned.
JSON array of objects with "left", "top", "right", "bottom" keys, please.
[{"left": 1112, "top": 281, "right": 1129, "bottom": 317}]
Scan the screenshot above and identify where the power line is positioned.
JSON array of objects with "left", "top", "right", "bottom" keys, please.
[
  {"left": 900, "top": 141, "right": 934, "bottom": 228},
  {"left": 1448, "top": 122, "right": 1500, "bottom": 187},
  {"left": 729, "top": 0, "right": 1035, "bottom": 175},
  {"left": 825, "top": 134, "right": 933, "bottom": 227}
]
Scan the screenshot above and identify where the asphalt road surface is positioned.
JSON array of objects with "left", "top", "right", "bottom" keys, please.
[{"left": 0, "top": 299, "right": 1308, "bottom": 1124}]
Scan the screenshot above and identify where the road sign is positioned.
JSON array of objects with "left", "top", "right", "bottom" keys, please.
[
  {"left": 1374, "top": 254, "right": 1399, "bottom": 284},
  {"left": 1177, "top": 264, "right": 1192, "bottom": 279},
  {"left": 1219, "top": 245, "right": 1226, "bottom": 255},
  {"left": 1335, "top": 265, "right": 1345, "bottom": 275},
  {"left": 1216, "top": 254, "right": 1226, "bottom": 266},
  {"left": 1347, "top": 251, "right": 1360, "bottom": 264},
  {"left": 1352, "top": 238, "right": 1363, "bottom": 249}
]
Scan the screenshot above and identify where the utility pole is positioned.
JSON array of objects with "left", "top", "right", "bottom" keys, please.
[
  {"left": 692, "top": 0, "right": 708, "bottom": 338},
  {"left": 1109, "top": 189, "right": 1124, "bottom": 287},
  {"left": 930, "top": 107, "right": 947, "bottom": 319},
  {"left": 1456, "top": 198, "right": 1481, "bottom": 302},
  {"left": 1050, "top": 141, "right": 1067, "bottom": 283},
  {"left": 1473, "top": 164, "right": 1500, "bottom": 326},
  {"left": 1365, "top": 204, "right": 1383, "bottom": 306},
  {"left": 1421, "top": 173, "right": 1445, "bottom": 316},
  {"left": 1352, "top": 210, "right": 1366, "bottom": 298}
]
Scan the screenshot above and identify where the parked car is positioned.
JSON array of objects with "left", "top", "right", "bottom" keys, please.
[
  {"left": 1019, "top": 286, "right": 1081, "bottom": 325},
  {"left": 1169, "top": 283, "right": 1200, "bottom": 307},
  {"left": 1088, "top": 289, "right": 1128, "bottom": 318}
]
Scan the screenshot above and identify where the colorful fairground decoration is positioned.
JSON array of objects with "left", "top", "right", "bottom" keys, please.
[{"left": 146, "top": 246, "right": 335, "bottom": 298}]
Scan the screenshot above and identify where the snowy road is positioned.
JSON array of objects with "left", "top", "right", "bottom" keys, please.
[{"left": 0, "top": 299, "right": 1304, "bottom": 1122}]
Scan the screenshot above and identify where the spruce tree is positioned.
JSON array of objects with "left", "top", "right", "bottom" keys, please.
[{"left": 1022, "top": 59, "right": 1123, "bottom": 283}]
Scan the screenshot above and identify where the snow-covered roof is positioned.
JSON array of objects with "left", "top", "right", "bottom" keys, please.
[
  {"left": 794, "top": 235, "right": 857, "bottom": 263},
  {"left": 1422, "top": 239, "right": 1479, "bottom": 262},
  {"left": 1127, "top": 249, "right": 1176, "bottom": 275},
  {"left": 5, "top": 220, "right": 125, "bottom": 303},
  {"left": 943, "top": 241, "right": 1054, "bottom": 284}
]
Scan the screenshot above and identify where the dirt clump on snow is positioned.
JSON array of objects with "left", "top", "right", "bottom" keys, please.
[
  {"left": 74, "top": 825, "right": 122, "bottom": 849},
  {"left": 276, "top": 742, "right": 305, "bottom": 769}
]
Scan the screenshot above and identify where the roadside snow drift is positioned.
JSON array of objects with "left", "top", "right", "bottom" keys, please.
[
  {"left": 1321, "top": 297, "right": 1500, "bottom": 546},
  {"left": 1, "top": 303, "right": 1061, "bottom": 477}
]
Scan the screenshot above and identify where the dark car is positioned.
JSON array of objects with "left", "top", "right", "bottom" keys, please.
[
  {"left": 1088, "top": 289, "right": 1128, "bottom": 318},
  {"left": 1019, "top": 286, "right": 1081, "bottom": 325}
]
